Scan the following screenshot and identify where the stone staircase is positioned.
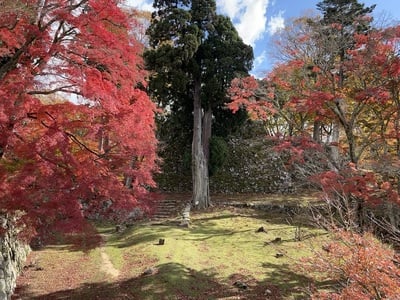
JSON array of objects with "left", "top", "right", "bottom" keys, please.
[{"left": 152, "top": 198, "right": 188, "bottom": 220}]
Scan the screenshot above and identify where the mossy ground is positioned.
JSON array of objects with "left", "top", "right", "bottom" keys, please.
[{"left": 14, "top": 201, "right": 329, "bottom": 300}]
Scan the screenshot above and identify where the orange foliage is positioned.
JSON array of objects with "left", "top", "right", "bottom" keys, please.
[{"left": 300, "top": 231, "right": 400, "bottom": 299}]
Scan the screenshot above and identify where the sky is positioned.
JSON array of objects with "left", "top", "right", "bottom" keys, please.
[{"left": 126, "top": 0, "right": 400, "bottom": 78}]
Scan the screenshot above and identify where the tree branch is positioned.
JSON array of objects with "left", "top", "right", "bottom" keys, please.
[
  {"left": 27, "top": 85, "right": 80, "bottom": 96},
  {"left": 27, "top": 110, "right": 103, "bottom": 159}
]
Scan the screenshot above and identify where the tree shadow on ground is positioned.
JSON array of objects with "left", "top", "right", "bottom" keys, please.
[
  {"left": 13, "top": 263, "right": 243, "bottom": 299},
  {"left": 262, "top": 261, "right": 339, "bottom": 299},
  {"left": 33, "top": 227, "right": 104, "bottom": 253},
  {"left": 110, "top": 212, "right": 259, "bottom": 248},
  {"left": 14, "top": 261, "right": 316, "bottom": 300},
  {"left": 108, "top": 224, "right": 181, "bottom": 248},
  {"left": 101, "top": 205, "right": 325, "bottom": 249},
  {"left": 261, "top": 261, "right": 314, "bottom": 299},
  {"left": 30, "top": 205, "right": 314, "bottom": 252}
]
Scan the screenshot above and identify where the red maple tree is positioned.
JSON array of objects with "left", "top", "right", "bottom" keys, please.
[
  {"left": 228, "top": 21, "right": 400, "bottom": 297},
  {"left": 0, "top": 0, "right": 158, "bottom": 241}
]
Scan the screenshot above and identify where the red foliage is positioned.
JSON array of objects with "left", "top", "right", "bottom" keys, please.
[
  {"left": 312, "top": 164, "right": 400, "bottom": 208},
  {"left": 300, "top": 230, "right": 400, "bottom": 299},
  {"left": 348, "top": 26, "right": 400, "bottom": 102},
  {"left": 273, "top": 135, "right": 324, "bottom": 165},
  {"left": 227, "top": 76, "right": 276, "bottom": 120},
  {"left": 0, "top": 1, "right": 158, "bottom": 242}
]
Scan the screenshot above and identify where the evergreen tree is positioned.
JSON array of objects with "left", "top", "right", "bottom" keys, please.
[
  {"left": 315, "top": 0, "right": 376, "bottom": 70},
  {"left": 145, "top": 0, "right": 253, "bottom": 209}
]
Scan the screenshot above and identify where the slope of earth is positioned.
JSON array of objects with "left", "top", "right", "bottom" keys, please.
[{"left": 13, "top": 194, "right": 329, "bottom": 300}]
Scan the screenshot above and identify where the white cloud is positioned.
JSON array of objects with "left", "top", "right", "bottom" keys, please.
[
  {"left": 218, "top": 0, "right": 242, "bottom": 19},
  {"left": 123, "top": 0, "right": 153, "bottom": 11},
  {"left": 267, "top": 11, "right": 285, "bottom": 35},
  {"left": 218, "top": 0, "right": 269, "bottom": 46},
  {"left": 251, "top": 51, "right": 269, "bottom": 78},
  {"left": 254, "top": 50, "right": 267, "bottom": 68},
  {"left": 236, "top": 0, "right": 269, "bottom": 46}
]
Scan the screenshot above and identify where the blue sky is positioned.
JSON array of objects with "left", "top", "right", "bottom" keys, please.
[{"left": 126, "top": 0, "right": 400, "bottom": 78}]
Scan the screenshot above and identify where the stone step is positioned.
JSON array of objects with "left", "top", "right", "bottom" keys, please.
[
  {"left": 152, "top": 199, "right": 185, "bottom": 220},
  {"left": 154, "top": 211, "right": 175, "bottom": 215},
  {"left": 157, "top": 204, "right": 178, "bottom": 208},
  {"left": 153, "top": 208, "right": 177, "bottom": 213},
  {"left": 154, "top": 208, "right": 176, "bottom": 213},
  {"left": 156, "top": 206, "right": 178, "bottom": 211},
  {"left": 152, "top": 213, "right": 180, "bottom": 220}
]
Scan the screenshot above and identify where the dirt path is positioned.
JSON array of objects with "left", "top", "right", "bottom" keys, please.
[{"left": 99, "top": 234, "right": 120, "bottom": 278}]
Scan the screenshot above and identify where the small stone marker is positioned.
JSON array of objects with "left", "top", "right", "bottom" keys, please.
[{"left": 179, "top": 202, "right": 191, "bottom": 227}]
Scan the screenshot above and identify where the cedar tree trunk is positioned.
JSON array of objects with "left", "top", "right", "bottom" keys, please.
[
  {"left": 192, "top": 77, "right": 210, "bottom": 209},
  {"left": 202, "top": 106, "right": 212, "bottom": 162}
]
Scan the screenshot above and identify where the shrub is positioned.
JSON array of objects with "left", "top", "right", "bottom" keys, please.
[
  {"left": 299, "top": 230, "right": 400, "bottom": 299},
  {"left": 209, "top": 136, "right": 228, "bottom": 176}
]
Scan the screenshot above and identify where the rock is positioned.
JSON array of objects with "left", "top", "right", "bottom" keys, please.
[
  {"left": 265, "top": 237, "right": 282, "bottom": 245},
  {"left": 0, "top": 214, "right": 30, "bottom": 299},
  {"left": 256, "top": 226, "right": 266, "bottom": 233},
  {"left": 322, "top": 244, "right": 331, "bottom": 252},
  {"left": 142, "top": 267, "right": 157, "bottom": 276},
  {"left": 158, "top": 238, "right": 165, "bottom": 245},
  {"left": 115, "top": 224, "right": 126, "bottom": 233},
  {"left": 179, "top": 220, "right": 190, "bottom": 228},
  {"left": 233, "top": 281, "right": 248, "bottom": 290},
  {"left": 0, "top": 291, "right": 7, "bottom": 300},
  {"left": 275, "top": 252, "right": 284, "bottom": 258},
  {"left": 272, "top": 237, "right": 281, "bottom": 243}
]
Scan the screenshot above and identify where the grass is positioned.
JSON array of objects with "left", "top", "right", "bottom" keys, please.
[{"left": 14, "top": 205, "right": 329, "bottom": 300}]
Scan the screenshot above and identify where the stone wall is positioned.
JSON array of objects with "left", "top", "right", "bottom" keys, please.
[
  {"left": 156, "top": 137, "right": 296, "bottom": 194},
  {"left": 210, "top": 138, "right": 294, "bottom": 193},
  {"left": 0, "top": 214, "right": 30, "bottom": 299}
]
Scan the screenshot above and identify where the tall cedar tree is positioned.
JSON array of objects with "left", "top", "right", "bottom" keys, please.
[
  {"left": 0, "top": 0, "right": 158, "bottom": 242},
  {"left": 145, "top": 0, "right": 253, "bottom": 209}
]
